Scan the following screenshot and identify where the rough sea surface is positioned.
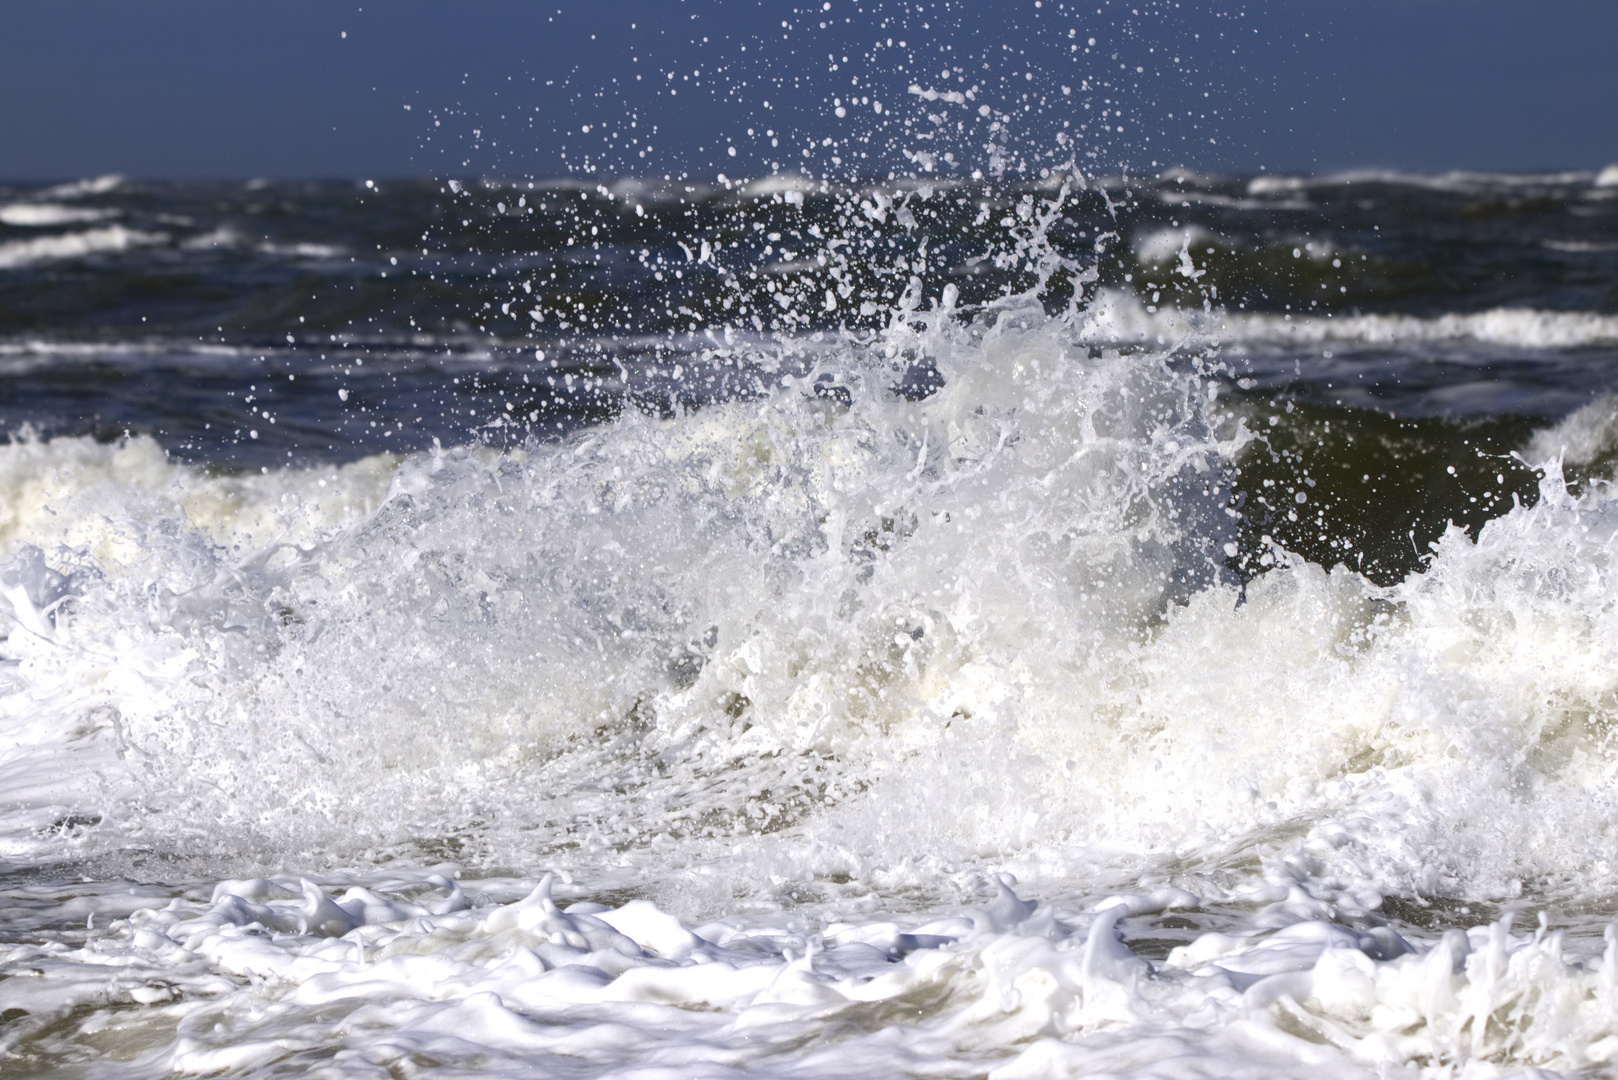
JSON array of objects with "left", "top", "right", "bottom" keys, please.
[{"left": 4, "top": 162, "right": 1618, "bottom": 1078}]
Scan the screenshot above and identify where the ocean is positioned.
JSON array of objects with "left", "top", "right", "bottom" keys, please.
[{"left": 3, "top": 162, "right": 1618, "bottom": 1077}]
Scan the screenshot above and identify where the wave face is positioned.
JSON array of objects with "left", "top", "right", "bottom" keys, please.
[{"left": 4, "top": 81, "right": 1618, "bottom": 1080}]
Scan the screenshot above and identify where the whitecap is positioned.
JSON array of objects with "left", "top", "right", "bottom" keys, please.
[
  {"left": 0, "top": 203, "right": 116, "bottom": 227},
  {"left": 0, "top": 225, "right": 167, "bottom": 270},
  {"left": 34, "top": 174, "right": 125, "bottom": 200},
  {"left": 1219, "top": 306, "right": 1618, "bottom": 349}
]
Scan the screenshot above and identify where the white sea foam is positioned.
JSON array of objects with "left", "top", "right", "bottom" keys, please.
[
  {"left": 7, "top": 866, "right": 1618, "bottom": 1075},
  {"left": 5, "top": 298, "right": 1618, "bottom": 1073},
  {"left": 179, "top": 225, "right": 248, "bottom": 250},
  {"left": 1073, "top": 290, "right": 1618, "bottom": 350},
  {"left": 1543, "top": 238, "right": 1618, "bottom": 253},
  {"left": 0, "top": 306, "right": 1614, "bottom": 895},
  {"left": 1132, "top": 225, "right": 1219, "bottom": 267},
  {"left": 1157, "top": 188, "right": 1314, "bottom": 211},
  {"left": 0, "top": 202, "right": 117, "bottom": 227},
  {"left": 259, "top": 239, "right": 346, "bottom": 259},
  {"left": 0, "top": 225, "right": 167, "bottom": 270},
  {"left": 0, "top": 304, "right": 1246, "bottom": 873},
  {"left": 1221, "top": 307, "right": 1618, "bottom": 348},
  {"left": 1524, "top": 394, "right": 1618, "bottom": 472},
  {"left": 175, "top": 226, "right": 345, "bottom": 259},
  {"left": 1248, "top": 168, "right": 1602, "bottom": 196},
  {"left": 33, "top": 174, "right": 125, "bottom": 200}
]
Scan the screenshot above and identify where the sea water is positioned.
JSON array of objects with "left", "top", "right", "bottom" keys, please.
[{"left": 5, "top": 80, "right": 1618, "bottom": 1080}]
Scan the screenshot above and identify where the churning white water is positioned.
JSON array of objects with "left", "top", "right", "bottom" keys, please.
[{"left": 5, "top": 273, "right": 1618, "bottom": 1074}]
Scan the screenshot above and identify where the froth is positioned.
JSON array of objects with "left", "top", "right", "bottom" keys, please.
[
  {"left": 5, "top": 309, "right": 1618, "bottom": 912},
  {"left": 1524, "top": 395, "right": 1618, "bottom": 478},
  {"left": 0, "top": 305, "right": 1242, "bottom": 877},
  {"left": 0, "top": 202, "right": 117, "bottom": 227},
  {"left": 15, "top": 871, "right": 1618, "bottom": 1078},
  {"left": 1250, "top": 168, "right": 1608, "bottom": 195},
  {"left": 1075, "top": 290, "right": 1618, "bottom": 350},
  {"left": 0, "top": 224, "right": 166, "bottom": 270},
  {"left": 0, "top": 433, "right": 396, "bottom": 560}
]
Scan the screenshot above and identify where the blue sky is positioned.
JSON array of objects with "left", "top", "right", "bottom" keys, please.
[{"left": 1, "top": 1, "right": 1613, "bottom": 179}]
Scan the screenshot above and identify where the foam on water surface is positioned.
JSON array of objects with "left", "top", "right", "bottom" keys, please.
[
  {"left": 0, "top": 301, "right": 1245, "bottom": 874},
  {"left": 0, "top": 203, "right": 118, "bottom": 228},
  {"left": 10, "top": 873, "right": 1618, "bottom": 1078},
  {"left": 0, "top": 225, "right": 168, "bottom": 271},
  {"left": 4, "top": 288, "right": 1618, "bottom": 1071},
  {"left": 1071, "top": 289, "right": 1618, "bottom": 351}
]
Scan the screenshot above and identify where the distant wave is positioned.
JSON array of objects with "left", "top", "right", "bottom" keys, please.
[
  {"left": 0, "top": 203, "right": 117, "bottom": 227},
  {"left": 1081, "top": 290, "right": 1618, "bottom": 349},
  {"left": 0, "top": 225, "right": 167, "bottom": 270},
  {"left": 32, "top": 174, "right": 125, "bottom": 200},
  {"left": 1247, "top": 168, "right": 1610, "bottom": 196}
]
